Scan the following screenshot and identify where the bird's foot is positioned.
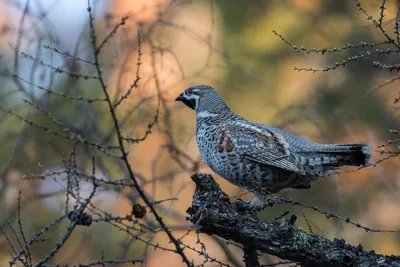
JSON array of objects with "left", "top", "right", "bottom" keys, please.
[
  {"left": 248, "top": 195, "right": 266, "bottom": 207},
  {"left": 233, "top": 195, "right": 266, "bottom": 213}
]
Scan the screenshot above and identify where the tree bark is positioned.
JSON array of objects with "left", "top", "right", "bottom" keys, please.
[{"left": 186, "top": 173, "right": 400, "bottom": 267}]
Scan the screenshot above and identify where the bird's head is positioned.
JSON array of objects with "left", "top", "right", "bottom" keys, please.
[{"left": 175, "top": 85, "right": 227, "bottom": 112}]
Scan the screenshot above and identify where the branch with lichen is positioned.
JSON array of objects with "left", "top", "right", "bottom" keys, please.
[{"left": 187, "top": 173, "right": 400, "bottom": 267}]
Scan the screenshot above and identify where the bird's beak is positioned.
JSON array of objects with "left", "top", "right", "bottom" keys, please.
[{"left": 175, "top": 93, "right": 184, "bottom": 102}]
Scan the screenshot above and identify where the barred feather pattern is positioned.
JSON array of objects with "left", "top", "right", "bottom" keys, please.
[
  {"left": 196, "top": 116, "right": 304, "bottom": 194},
  {"left": 182, "top": 85, "right": 372, "bottom": 194}
]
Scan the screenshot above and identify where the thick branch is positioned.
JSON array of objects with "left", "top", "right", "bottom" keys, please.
[
  {"left": 187, "top": 173, "right": 400, "bottom": 267},
  {"left": 243, "top": 246, "right": 260, "bottom": 267}
]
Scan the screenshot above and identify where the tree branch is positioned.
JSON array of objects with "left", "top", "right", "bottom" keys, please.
[
  {"left": 187, "top": 173, "right": 400, "bottom": 267},
  {"left": 243, "top": 245, "right": 261, "bottom": 267}
]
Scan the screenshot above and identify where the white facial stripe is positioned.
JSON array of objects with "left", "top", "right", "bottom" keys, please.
[
  {"left": 187, "top": 95, "right": 200, "bottom": 100},
  {"left": 197, "top": 110, "right": 218, "bottom": 118},
  {"left": 190, "top": 95, "right": 200, "bottom": 110}
]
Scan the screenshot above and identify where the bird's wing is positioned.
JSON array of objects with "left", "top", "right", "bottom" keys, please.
[{"left": 224, "top": 122, "right": 304, "bottom": 174}]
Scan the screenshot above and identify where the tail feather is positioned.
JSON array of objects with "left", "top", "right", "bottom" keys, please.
[{"left": 319, "top": 143, "right": 372, "bottom": 167}]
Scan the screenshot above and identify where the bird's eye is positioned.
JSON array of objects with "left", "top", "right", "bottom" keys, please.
[{"left": 185, "top": 88, "right": 194, "bottom": 95}]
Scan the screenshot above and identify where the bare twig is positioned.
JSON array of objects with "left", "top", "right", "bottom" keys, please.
[{"left": 86, "top": 1, "right": 191, "bottom": 265}]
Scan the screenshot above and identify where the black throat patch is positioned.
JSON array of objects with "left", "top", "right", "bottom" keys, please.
[{"left": 181, "top": 98, "right": 196, "bottom": 110}]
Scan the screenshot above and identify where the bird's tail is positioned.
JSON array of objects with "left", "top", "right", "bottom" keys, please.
[{"left": 316, "top": 143, "right": 372, "bottom": 167}]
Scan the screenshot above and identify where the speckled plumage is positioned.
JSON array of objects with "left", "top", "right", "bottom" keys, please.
[{"left": 176, "top": 85, "right": 371, "bottom": 195}]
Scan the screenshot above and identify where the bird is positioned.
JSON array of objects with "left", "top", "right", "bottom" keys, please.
[{"left": 175, "top": 85, "right": 371, "bottom": 196}]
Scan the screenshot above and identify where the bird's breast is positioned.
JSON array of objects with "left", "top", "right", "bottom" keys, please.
[{"left": 196, "top": 123, "right": 241, "bottom": 176}]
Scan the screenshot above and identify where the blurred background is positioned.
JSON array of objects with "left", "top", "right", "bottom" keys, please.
[{"left": 1, "top": 0, "right": 400, "bottom": 266}]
